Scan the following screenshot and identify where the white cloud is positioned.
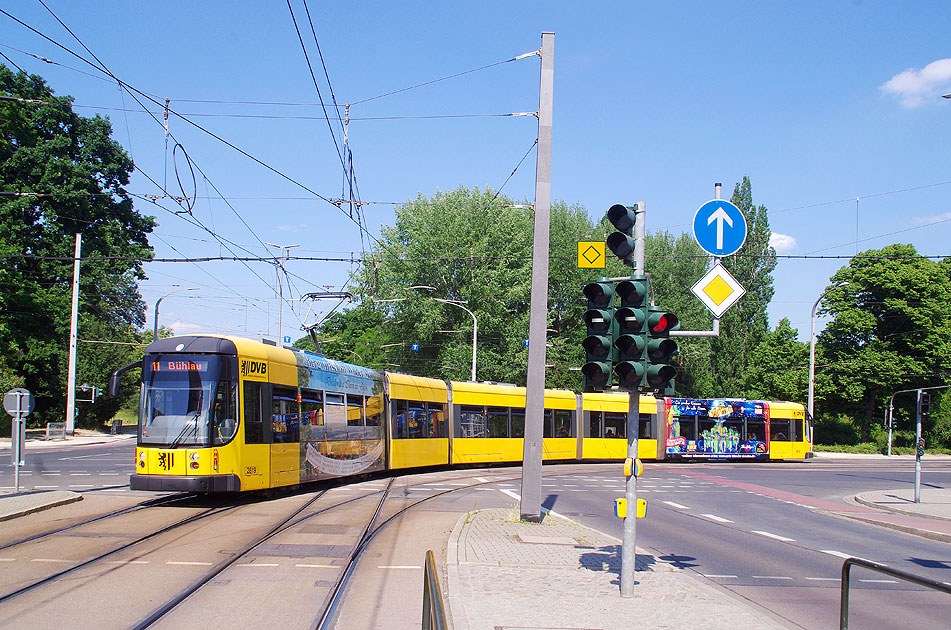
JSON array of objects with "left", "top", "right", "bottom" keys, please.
[
  {"left": 276, "top": 224, "right": 307, "bottom": 232},
  {"left": 769, "top": 232, "right": 797, "bottom": 253},
  {"left": 881, "top": 58, "right": 951, "bottom": 108},
  {"left": 170, "top": 320, "right": 202, "bottom": 335}
]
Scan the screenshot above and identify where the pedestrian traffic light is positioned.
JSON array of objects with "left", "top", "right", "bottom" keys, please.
[
  {"left": 920, "top": 392, "right": 931, "bottom": 416},
  {"left": 613, "top": 276, "right": 648, "bottom": 390},
  {"left": 606, "top": 204, "right": 638, "bottom": 267},
  {"left": 645, "top": 307, "right": 679, "bottom": 391},
  {"left": 582, "top": 280, "right": 616, "bottom": 391}
]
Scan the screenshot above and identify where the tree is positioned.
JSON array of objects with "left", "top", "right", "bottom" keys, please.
[
  {"left": 706, "top": 177, "right": 776, "bottom": 396},
  {"left": 0, "top": 65, "right": 155, "bottom": 426},
  {"left": 294, "top": 306, "right": 389, "bottom": 368},
  {"left": 742, "top": 318, "right": 808, "bottom": 403},
  {"left": 818, "top": 244, "right": 951, "bottom": 442},
  {"left": 351, "top": 186, "right": 597, "bottom": 388}
]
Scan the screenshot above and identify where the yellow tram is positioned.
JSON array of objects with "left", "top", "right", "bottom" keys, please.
[{"left": 112, "top": 335, "right": 813, "bottom": 493}]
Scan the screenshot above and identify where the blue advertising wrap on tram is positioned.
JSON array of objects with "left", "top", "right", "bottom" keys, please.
[{"left": 664, "top": 398, "right": 770, "bottom": 459}]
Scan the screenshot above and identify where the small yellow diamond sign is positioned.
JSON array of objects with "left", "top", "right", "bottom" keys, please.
[
  {"left": 577, "top": 241, "right": 605, "bottom": 268},
  {"left": 691, "top": 263, "right": 745, "bottom": 318}
]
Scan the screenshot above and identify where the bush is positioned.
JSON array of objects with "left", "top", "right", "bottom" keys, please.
[
  {"left": 814, "top": 443, "right": 881, "bottom": 454},
  {"left": 814, "top": 413, "right": 860, "bottom": 445}
]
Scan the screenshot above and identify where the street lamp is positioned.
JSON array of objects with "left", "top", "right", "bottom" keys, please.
[
  {"left": 374, "top": 288, "right": 479, "bottom": 382},
  {"left": 153, "top": 287, "right": 198, "bottom": 341},
  {"left": 808, "top": 282, "right": 849, "bottom": 421},
  {"left": 435, "top": 299, "right": 478, "bottom": 382}
]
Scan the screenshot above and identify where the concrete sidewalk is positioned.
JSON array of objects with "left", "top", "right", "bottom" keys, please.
[
  {"left": 0, "top": 429, "right": 135, "bottom": 451},
  {"left": 447, "top": 508, "right": 790, "bottom": 630}
]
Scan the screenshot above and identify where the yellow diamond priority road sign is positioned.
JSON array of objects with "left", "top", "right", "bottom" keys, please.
[
  {"left": 577, "top": 241, "right": 605, "bottom": 268},
  {"left": 691, "top": 263, "right": 745, "bottom": 318}
]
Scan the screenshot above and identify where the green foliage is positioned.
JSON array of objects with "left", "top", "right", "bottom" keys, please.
[
  {"left": 294, "top": 306, "right": 389, "bottom": 367},
  {"left": 817, "top": 244, "right": 951, "bottom": 440},
  {"left": 0, "top": 64, "right": 154, "bottom": 424},
  {"left": 742, "top": 318, "right": 808, "bottom": 403},
  {"left": 706, "top": 177, "right": 776, "bottom": 396},
  {"left": 814, "top": 413, "right": 861, "bottom": 445}
]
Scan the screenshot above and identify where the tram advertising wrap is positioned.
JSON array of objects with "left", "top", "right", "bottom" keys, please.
[{"left": 665, "top": 398, "right": 770, "bottom": 460}]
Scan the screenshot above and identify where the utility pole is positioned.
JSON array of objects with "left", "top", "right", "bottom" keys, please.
[
  {"left": 65, "top": 233, "right": 81, "bottom": 435},
  {"left": 266, "top": 242, "right": 299, "bottom": 343},
  {"left": 520, "top": 32, "right": 554, "bottom": 521}
]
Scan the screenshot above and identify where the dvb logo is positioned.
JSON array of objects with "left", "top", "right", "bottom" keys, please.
[{"left": 240, "top": 359, "right": 268, "bottom": 380}]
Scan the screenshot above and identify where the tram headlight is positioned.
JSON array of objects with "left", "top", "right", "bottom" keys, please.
[{"left": 189, "top": 452, "right": 200, "bottom": 462}]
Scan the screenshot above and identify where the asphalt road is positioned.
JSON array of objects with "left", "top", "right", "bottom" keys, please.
[
  {"left": 0, "top": 441, "right": 135, "bottom": 492},
  {"left": 540, "top": 459, "right": 951, "bottom": 629}
]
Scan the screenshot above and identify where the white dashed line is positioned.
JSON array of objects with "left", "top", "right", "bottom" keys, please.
[
  {"left": 296, "top": 564, "right": 337, "bottom": 568},
  {"left": 752, "top": 575, "right": 793, "bottom": 580},
  {"left": 805, "top": 577, "right": 839, "bottom": 582},
  {"left": 860, "top": 579, "right": 898, "bottom": 584},
  {"left": 662, "top": 501, "right": 690, "bottom": 509},
  {"left": 474, "top": 477, "right": 489, "bottom": 483},
  {"left": 701, "top": 514, "right": 733, "bottom": 523},
  {"left": 752, "top": 530, "right": 795, "bottom": 542},
  {"left": 32, "top": 558, "right": 71, "bottom": 563}
]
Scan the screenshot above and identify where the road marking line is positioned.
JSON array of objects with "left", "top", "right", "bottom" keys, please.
[
  {"left": 752, "top": 575, "right": 794, "bottom": 580},
  {"left": 0, "top": 558, "right": 15, "bottom": 562},
  {"left": 167, "top": 561, "right": 212, "bottom": 566},
  {"left": 32, "top": 558, "right": 71, "bottom": 563},
  {"left": 296, "top": 564, "right": 337, "bottom": 568},
  {"left": 860, "top": 579, "right": 898, "bottom": 584},
  {"left": 499, "top": 488, "right": 521, "bottom": 501},
  {"left": 662, "top": 501, "right": 690, "bottom": 509},
  {"left": 820, "top": 550, "right": 851, "bottom": 559},
  {"left": 379, "top": 565, "right": 422, "bottom": 569},
  {"left": 702, "top": 574, "right": 737, "bottom": 578},
  {"left": 806, "top": 577, "right": 839, "bottom": 581},
  {"left": 474, "top": 477, "right": 489, "bottom": 483},
  {"left": 701, "top": 514, "right": 733, "bottom": 523},
  {"left": 752, "top": 530, "right": 795, "bottom": 542}
]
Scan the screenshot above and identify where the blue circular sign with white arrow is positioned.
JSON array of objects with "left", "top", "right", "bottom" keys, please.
[{"left": 692, "top": 199, "right": 748, "bottom": 257}]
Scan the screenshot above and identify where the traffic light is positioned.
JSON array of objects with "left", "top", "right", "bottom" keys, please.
[
  {"left": 645, "top": 307, "right": 679, "bottom": 391},
  {"left": 581, "top": 280, "right": 615, "bottom": 391},
  {"left": 920, "top": 392, "right": 931, "bottom": 416},
  {"left": 606, "top": 204, "right": 638, "bottom": 266},
  {"left": 613, "top": 277, "right": 648, "bottom": 390}
]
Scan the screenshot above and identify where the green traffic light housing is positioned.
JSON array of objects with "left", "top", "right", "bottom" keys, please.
[
  {"left": 644, "top": 307, "right": 679, "bottom": 392},
  {"left": 583, "top": 280, "right": 614, "bottom": 308},
  {"left": 606, "top": 204, "right": 638, "bottom": 266},
  {"left": 616, "top": 276, "right": 648, "bottom": 307}
]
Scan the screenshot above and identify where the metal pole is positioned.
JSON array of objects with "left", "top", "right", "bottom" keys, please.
[
  {"left": 808, "top": 283, "right": 848, "bottom": 421},
  {"left": 915, "top": 389, "right": 922, "bottom": 503},
  {"left": 620, "top": 391, "right": 639, "bottom": 596},
  {"left": 14, "top": 392, "right": 23, "bottom": 493},
  {"left": 153, "top": 287, "right": 198, "bottom": 341},
  {"left": 520, "top": 31, "right": 554, "bottom": 521},
  {"left": 65, "top": 233, "right": 81, "bottom": 435},
  {"left": 633, "top": 202, "right": 645, "bottom": 276}
]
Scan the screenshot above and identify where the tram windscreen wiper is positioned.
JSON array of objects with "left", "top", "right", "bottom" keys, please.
[{"left": 168, "top": 416, "right": 197, "bottom": 449}]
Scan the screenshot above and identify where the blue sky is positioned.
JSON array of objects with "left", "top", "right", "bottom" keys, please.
[{"left": 4, "top": 1, "right": 951, "bottom": 347}]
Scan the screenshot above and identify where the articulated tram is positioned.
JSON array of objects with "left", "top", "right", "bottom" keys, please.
[{"left": 112, "top": 335, "right": 813, "bottom": 493}]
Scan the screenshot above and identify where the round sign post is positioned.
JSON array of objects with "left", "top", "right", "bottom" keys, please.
[
  {"left": 4, "top": 388, "right": 34, "bottom": 493},
  {"left": 692, "top": 199, "right": 748, "bottom": 258}
]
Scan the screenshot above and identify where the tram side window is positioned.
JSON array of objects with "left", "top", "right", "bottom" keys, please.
[
  {"left": 486, "top": 406, "right": 509, "bottom": 438},
  {"left": 770, "top": 419, "right": 792, "bottom": 441},
  {"left": 545, "top": 409, "right": 573, "bottom": 437},
  {"left": 393, "top": 400, "right": 447, "bottom": 439},
  {"left": 511, "top": 409, "right": 525, "bottom": 438},
  {"left": 212, "top": 380, "right": 238, "bottom": 446},
  {"left": 723, "top": 419, "right": 743, "bottom": 441},
  {"left": 459, "top": 405, "right": 487, "bottom": 438},
  {"left": 347, "top": 394, "right": 365, "bottom": 427},
  {"left": 604, "top": 412, "right": 626, "bottom": 438},
  {"left": 272, "top": 386, "right": 300, "bottom": 443},
  {"left": 301, "top": 390, "right": 322, "bottom": 426},
  {"left": 243, "top": 382, "right": 266, "bottom": 444},
  {"left": 674, "top": 417, "right": 697, "bottom": 441},
  {"left": 431, "top": 403, "right": 447, "bottom": 438},
  {"left": 638, "top": 413, "right": 652, "bottom": 439},
  {"left": 366, "top": 394, "right": 383, "bottom": 427},
  {"left": 746, "top": 419, "right": 767, "bottom": 442}
]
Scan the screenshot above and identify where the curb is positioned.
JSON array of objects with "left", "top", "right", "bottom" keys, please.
[
  {"left": 0, "top": 491, "right": 83, "bottom": 523},
  {"left": 839, "top": 508, "right": 951, "bottom": 544}
]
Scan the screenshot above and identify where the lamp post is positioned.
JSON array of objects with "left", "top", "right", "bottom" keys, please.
[
  {"left": 435, "top": 299, "right": 478, "bottom": 382},
  {"left": 153, "top": 287, "right": 198, "bottom": 341},
  {"left": 808, "top": 282, "right": 848, "bottom": 421},
  {"left": 375, "top": 288, "right": 479, "bottom": 382}
]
